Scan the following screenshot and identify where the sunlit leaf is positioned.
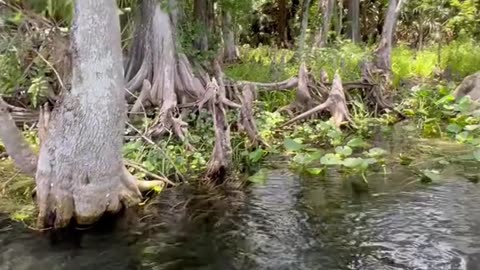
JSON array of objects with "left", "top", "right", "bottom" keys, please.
[
  {"left": 464, "top": 125, "right": 480, "bottom": 131},
  {"left": 366, "top": 148, "right": 387, "bottom": 158},
  {"left": 306, "top": 168, "right": 323, "bottom": 175},
  {"left": 335, "top": 146, "right": 353, "bottom": 157},
  {"left": 320, "top": 153, "right": 342, "bottom": 165},
  {"left": 342, "top": 157, "right": 364, "bottom": 168}
]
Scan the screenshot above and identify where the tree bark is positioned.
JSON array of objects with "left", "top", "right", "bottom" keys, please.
[
  {"left": 373, "top": 0, "right": 405, "bottom": 73},
  {"left": 314, "top": 0, "right": 334, "bottom": 48},
  {"left": 222, "top": 10, "right": 238, "bottom": 63},
  {"left": 346, "top": 0, "right": 360, "bottom": 43},
  {"left": 35, "top": 0, "right": 140, "bottom": 228},
  {"left": 194, "top": 0, "right": 209, "bottom": 52}
]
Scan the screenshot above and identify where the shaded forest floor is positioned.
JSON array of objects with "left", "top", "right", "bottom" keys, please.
[{"left": 1, "top": 40, "right": 480, "bottom": 224}]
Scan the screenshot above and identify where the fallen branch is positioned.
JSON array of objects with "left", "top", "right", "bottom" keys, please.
[{"left": 235, "top": 77, "right": 299, "bottom": 90}]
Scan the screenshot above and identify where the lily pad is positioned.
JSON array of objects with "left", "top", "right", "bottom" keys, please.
[
  {"left": 346, "top": 137, "right": 367, "bottom": 148},
  {"left": 320, "top": 153, "right": 343, "bottom": 166},
  {"left": 342, "top": 157, "right": 366, "bottom": 169},
  {"left": 335, "top": 146, "right": 353, "bottom": 157},
  {"left": 366, "top": 147, "right": 387, "bottom": 158}
]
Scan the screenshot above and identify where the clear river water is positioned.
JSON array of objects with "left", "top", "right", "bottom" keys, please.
[{"left": 1, "top": 125, "right": 480, "bottom": 270}]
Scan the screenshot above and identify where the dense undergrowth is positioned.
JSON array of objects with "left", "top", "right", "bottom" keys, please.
[{"left": 1, "top": 40, "right": 480, "bottom": 222}]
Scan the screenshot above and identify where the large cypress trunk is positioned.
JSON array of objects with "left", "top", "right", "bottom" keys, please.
[{"left": 35, "top": 0, "right": 140, "bottom": 228}]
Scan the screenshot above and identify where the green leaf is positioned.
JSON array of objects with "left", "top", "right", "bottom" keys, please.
[
  {"left": 473, "top": 148, "right": 480, "bottom": 161},
  {"left": 342, "top": 158, "right": 365, "bottom": 168},
  {"left": 152, "top": 184, "right": 164, "bottom": 193},
  {"left": 292, "top": 153, "right": 308, "bottom": 165},
  {"left": 335, "top": 146, "right": 353, "bottom": 157},
  {"left": 435, "top": 94, "right": 455, "bottom": 105},
  {"left": 446, "top": 123, "right": 462, "bottom": 133},
  {"left": 465, "top": 125, "right": 480, "bottom": 131},
  {"left": 320, "top": 153, "right": 342, "bottom": 166},
  {"left": 248, "top": 148, "right": 264, "bottom": 163},
  {"left": 455, "top": 131, "right": 470, "bottom": 143},
  {"left": 306, "top": 168, "right": 323, "bottom": 175},
  {"left": 284, "top": 138, "right": 304, "bottom": 152},
  {"left": 366, "top": 148, "right": 387, "bottom": 158},
  {"left": 346, "top": 137, "right": 367, "bottom": 148},
  {"left": 419, "top": 169, "right": 442, "bottom": 183},
  {"left": 248, "top": 169, "right": 269, "bottom": 184}
]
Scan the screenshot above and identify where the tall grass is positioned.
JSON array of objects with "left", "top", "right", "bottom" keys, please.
[{"left": 227, "top": 40, "right": 480, "bottom": 90}]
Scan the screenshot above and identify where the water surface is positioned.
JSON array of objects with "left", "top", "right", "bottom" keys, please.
[{"left": 2, "top": 129, "right": 480, "bottom": 270}]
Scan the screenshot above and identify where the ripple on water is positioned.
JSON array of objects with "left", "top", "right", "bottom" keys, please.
[{"left": 2, "top": 170, "right": 480, "bottom": 270}]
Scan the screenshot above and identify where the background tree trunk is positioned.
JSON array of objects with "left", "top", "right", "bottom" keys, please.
[
  {"left": 374, "top": 0, "right": 405, "bottom": 73},
  {"left": 347, "top": 0, "right": 360, "bottom": 43},
  {"left": 297, "top": 0, "right": 312, "bottom": 57},
  {"left": 194, "top": 0, "right": 209, "bottom": 52},
  {"left": 222, "top": 10, "right": 238, "bottom": 62},
  {"left": 35, "top": 0, "right": 140, "bottom": 228},
  {"left": 334, "top": 0, "right": 343, "bottom": 37},
  {"left": 278, "top": 0, "right": 289, "bottom": 47},
  {"left": 314, "top": 0, "right": 334, "bottom": 47}
]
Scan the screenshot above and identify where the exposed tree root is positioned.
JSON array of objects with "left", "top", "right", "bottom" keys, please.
[
  {"left": 205, "top": 78, "right": 233, "bottom": 183},
  {"left": 0, "top": 100, "right": 170, "bottom": 229},
  {"left": 283, "top": 72, "right": 351, "bottom": 127},
  {"left": 360, "top": 62, "right": 395, "bottom": 113},
  {"left": 0, "top": 97, "right": 38, "bottom": 175},
  {"left": 237, "top": 84, "right": 268, "bottom": 147}
]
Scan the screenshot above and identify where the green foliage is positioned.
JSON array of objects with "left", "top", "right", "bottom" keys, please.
[
  {"left": 441, "top": 40, "right": 480, "bottom": 78},
  {"left": 21, "top": 0, "right": 74, "bottom": 26}
]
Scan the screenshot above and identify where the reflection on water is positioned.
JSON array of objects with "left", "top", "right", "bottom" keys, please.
[{"left": 2, "top": 130, "right": 480, "bottom": 269}]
